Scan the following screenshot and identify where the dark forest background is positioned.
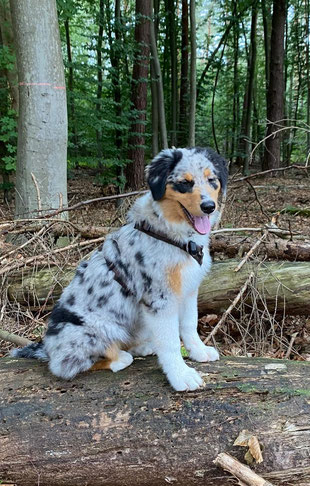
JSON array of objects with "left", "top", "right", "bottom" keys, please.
[{"left": 1, "top": 0, "right": 310, "bottom": 195}]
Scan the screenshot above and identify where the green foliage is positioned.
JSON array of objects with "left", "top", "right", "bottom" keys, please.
[{"left": 1, "top": 0, "right": 310, "bottom": 196}]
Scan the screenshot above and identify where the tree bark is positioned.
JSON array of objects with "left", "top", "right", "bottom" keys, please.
[
  {"left": 178, "top": 0, "right": 189, "bottom": 147},
  {"left": 96, "top": 0, "right": 104, "bottom": 162},
  {"left": 10, "top": 0, "right": 68, "bottom": 219},
  {"left": 188, "top": 0, "right": 196, "bottom": 147},
  {"left": 236, "top": 3, "right": 258, "bottom": 174},
  {"left": 106, "top": 0, "right": 123, "bottom": 158},
  {"left": 263, "top": 0, "right": 286, "bottom": 171},
  {"left": 64, "top": 18, "right": 79, "bottom": 161},
  {"left": 150, "top": 1, "right": 168, "bottom": 150},
  {"left": 6, "top": 259, "right": 310, "bottom": 316},
  {"left": 126, "top": 0, "right": 151, "bottom": 190},
  {"left": 1, "top": 356, "right": 310, "bottom": 485},
  {"left": 166, "top": 0, "right": 177, "bottom": 146}
]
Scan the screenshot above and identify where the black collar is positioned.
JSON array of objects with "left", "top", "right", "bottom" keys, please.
[{"left": 134, "top": 221, "right": 204, "bottom": 265}]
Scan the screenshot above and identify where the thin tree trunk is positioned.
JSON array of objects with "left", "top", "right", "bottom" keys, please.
[
  {"left": 307, "top": 0, "right": 310, "bottom": 157},
  {"left": 10, "top": 0, "right": 68, "bottom": 219},
  {"left": 211, "top": 41, "right": 227, "bottom": 154},
  {"left": 151, "top": 60, "right": 159, "bottom": 157},
  {"left": 96, "top": 0, "right": 104, "bottom": 163},
  {"left": 197, "top": 22, "right": 233, "bottom": 102},
  {"left": 167, "top": 0, "right": 177, "bottom": 146},
  {"left": 264, "top": 0, "right": 287, "bottom": 171},
  {"left": 231, "top": 0, "right": 239, "bottom": 163},
  {"left": 236, "top": 4, "right": 258, "bottom": 174},
  {"left": 64, "top": 18, "right": 78, "bottom": 162},
  {"left": 261, "top": 0, "right": 271, "bottom": 97},
  {"left": 178, "top": 0, "right": 189, "bottom": 147},
  {"left": 188, "top": 0, "right": 196, "bottom": 147},
  {"left": 287, "top": 15, "right": 303, "bottom": 163},
  {"left": 242, "top": 4, "right": 258, "bottom": 175},
  {"left": 126, "top": 0, "right": 151, "bottom": 190},
  {"left": 150, "top": 0, "right": 168, "bottom": 150}
]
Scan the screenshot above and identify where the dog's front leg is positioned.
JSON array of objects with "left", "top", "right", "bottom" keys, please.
[
  {"left": 141, "top": 305, "right": 203, "bottom": 391},
  {"left": 180, "top": 291, "right": 220, "bottom": 362}
]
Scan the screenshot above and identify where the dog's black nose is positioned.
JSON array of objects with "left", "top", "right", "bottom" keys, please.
[{"left": 200, "top": 200, "right": 216, "bottom": 214}]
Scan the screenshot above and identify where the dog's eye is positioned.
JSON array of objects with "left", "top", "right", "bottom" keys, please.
[
  {"left": 208, "top": 177, "right": 217, "bottom": 184},
  {"left": 172, "top": 179, "right": 194, "bottom": 193}
]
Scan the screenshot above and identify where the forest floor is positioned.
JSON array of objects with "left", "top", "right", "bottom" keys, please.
[{"left": 1, "top": 167, "right": 310, "bottom": 360}]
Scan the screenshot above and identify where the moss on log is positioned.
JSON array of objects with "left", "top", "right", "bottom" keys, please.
[{"left": 1, "top": 356, "right": 310, "bottom": 485}]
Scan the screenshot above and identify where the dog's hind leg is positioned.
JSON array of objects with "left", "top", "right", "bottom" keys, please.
[{"left": 91, "top": 345, "right": 133, "bottom": 373}]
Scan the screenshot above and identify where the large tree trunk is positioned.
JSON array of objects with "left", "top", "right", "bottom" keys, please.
[
  {"left": 126, "top": 0, "right": 151, "bottom": 190},
  {"left": 1, "top": 356, "right": 310, "bottom": 485},
  {"left": 6, "top": 259, "right": 310, "bottom": 316},
  {"left": 263, "top": 0, "right": 286, "bottom": 171},
  {"left": 10, "top": 0, "right": 68, "bottom": 218}
]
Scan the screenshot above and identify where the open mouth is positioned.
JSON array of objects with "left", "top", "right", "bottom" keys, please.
[{"left": 180, "top": 204, "right": 211, "bottom": 235}]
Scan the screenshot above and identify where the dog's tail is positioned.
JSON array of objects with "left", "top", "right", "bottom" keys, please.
[{"left": 11, "top": 341, "right": 48, "bottom": 361}]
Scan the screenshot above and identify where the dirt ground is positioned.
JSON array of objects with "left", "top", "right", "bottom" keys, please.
[{"left": 1, "top": 167, "right": 310, "bottom": 360}]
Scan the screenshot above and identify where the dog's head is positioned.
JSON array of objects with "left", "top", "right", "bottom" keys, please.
[{"left": 146, "top": 147, "right": 228, "bottom": 234}]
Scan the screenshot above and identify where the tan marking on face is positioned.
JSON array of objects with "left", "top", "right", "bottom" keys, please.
[
  {"left": 184, "top": 172, "right": 193, "bottom": 182},
  {"left": 159, "top": 185, "right": 203, "bottom": 222},
  {"left": 167, "top": 263, "right": 184, "bottom": 295},
  {"left": 204, "top": 168, "right": 211, "bottom": 178}
]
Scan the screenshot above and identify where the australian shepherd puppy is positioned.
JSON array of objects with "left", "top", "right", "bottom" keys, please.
[{"left": 12, "top": 147, "right": 228, "bottom": 391}]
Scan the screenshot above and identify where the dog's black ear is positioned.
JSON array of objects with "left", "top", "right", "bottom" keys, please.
[
  {"left": 203, "top": 147, "right": 228, "bottom": 194},
  {"left": 146, "top": 149, "right": 183, "bottom": 201}
]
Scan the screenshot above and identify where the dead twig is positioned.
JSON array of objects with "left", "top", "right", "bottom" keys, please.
[
  {"left": 234, "top": 231, "right": 268, "bottom": 272},
  {"left": 0, "top": 235, "right": 106, "bottom": 276},
  {"left": 15, "top": 190, "right": 148, "bottom": 220},
  {"left": 0, "top": 222, "right": 55, "bottom": 263},
  {"left": 284, "top": 331, "right": 298, "bottom": 359},
  {"left": 245, "top": 179, "right": 270, "bottom": 220},
  {"left": 203, "top": 272, "right": 255, "bottom": 344},
  {"left": 31, "top": 172, "right": 42, "bottom": 212},
  {"left": 232, "top": 164, "right": 310, "bottom": 183},
  {"left": 214, "top": 452, "right": 275, "bottom": 486},
  {"left": 212, "top": 226, "right": 301, "bottom": 237},
  {"left": 0, "top": 328, "right": 32, "bottom": 347}
]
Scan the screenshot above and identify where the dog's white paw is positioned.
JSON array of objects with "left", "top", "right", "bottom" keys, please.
[
  {"left": 167, "top": 366, "right": 203, "bottom": 391},
  {"left": 189, "top": 344, "right": 220, "bottom": 362},
  {"left": 110, "top": 351, "right": 133, "bottom": 372}
]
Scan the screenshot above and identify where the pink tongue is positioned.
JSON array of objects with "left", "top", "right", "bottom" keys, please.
[{"left": 193, "top": 215, "right": 211, "bottom": 234}]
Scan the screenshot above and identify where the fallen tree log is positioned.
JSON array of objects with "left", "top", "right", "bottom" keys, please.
[
  {"left": 210, "top": 235, "right": 310, "bottom": 261},
  {"left": 6, "top": 260, "right": 310, "bottom": 315},
  {"left": 1, "top": 356, "right": 310, "bottom": 485}
]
